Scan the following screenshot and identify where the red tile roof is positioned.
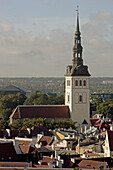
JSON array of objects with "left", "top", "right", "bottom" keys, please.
[
  {"left": 38, "top": 136, "right": 53, "bottom": 146},
  {"left": 90, "top": 118, "right": 99, "bottom": 126},
  {"left": 31, "top": 125, "right": 52, "bottom": 136},
  {"left": 0, "top": 141, "right": 18, "bottom": 161},
  {"left": 10, "top": 105, "right": 70, "bottom": 119},
  {"left": 78, "top": 159, "right": 107, "bottom": 170},
  {"left": 0, "top": 162, "right": 32, "bottom": 167},
  {"left": 42, "top": 156, "right": 56, "bottom": 163},
  {"left": 33, "top": 164, "right": 50, "bottom": 168},
  {"left": 108, "top": 130, "right": 113, "bottom": 151}
]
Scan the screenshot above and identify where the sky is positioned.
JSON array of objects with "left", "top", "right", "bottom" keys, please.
[{"left": 0, "top": 0, "right": 113, "bottom": 77}]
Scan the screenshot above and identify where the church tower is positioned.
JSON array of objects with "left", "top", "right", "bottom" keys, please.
[{"left": 65, "top": 9, "right": 91, "bottom": 127}]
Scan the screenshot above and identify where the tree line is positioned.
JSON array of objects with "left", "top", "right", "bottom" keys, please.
[
  {"left": 0, "top": 118, "right": 77, "bottom": 131},
  {"left": 91, "top": 97, "right": 113, "bottom": 119},
  {"left": 0, "top": 92, "right": 64, "bottom": 121}
]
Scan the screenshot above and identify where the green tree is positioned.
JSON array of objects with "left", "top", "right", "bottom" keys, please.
[
  {"left": 11, "top": 119, "right": 22, "bottom": 130},
  {"left": 24, "top": 92, "right": 64, "bottom": 105},
  {"left": 97, "top": 99, "right": 113, "bottom": 119},
  {"left": 22, "top": 118, "right": 33, "bottom": 129},
  {"left": 0, "top": 119, "right": 8, "bottom": 130},
  {"left": 0, "top": 93, "right": 26, "bottom": 120}
]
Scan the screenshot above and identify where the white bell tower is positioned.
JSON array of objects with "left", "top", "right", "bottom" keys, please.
[{"left": 65, "top": 9, "right": 91, "bottom": 127}]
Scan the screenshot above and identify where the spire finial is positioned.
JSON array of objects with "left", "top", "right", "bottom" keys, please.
[
  {"left": 75, "top": 5, "right": 80, "bottom": 33},
  {"left": 76, "top": 5, "right": 79, "bottom": 16}
]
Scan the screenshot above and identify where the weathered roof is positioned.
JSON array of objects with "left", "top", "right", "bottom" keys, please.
[
  {"left": 38, "top": 136, "right": 54, "bottom": 146},
  {"left": 10, "top": 105, "right": 70, "bottom": 119},
  {"left": 31, "top": 125, "right": 52, "bottom": 136},
  {"left": 0, "top": 141, "right": 18, "bottom": 161},
  {"left": 108, "top": 130, "right": 113, "bottom": 151},
  {"left": 78, "top": 159, "right": 107, "bottom": 170}
]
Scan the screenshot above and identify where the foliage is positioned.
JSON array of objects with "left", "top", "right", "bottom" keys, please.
[
  {"left": 24, "top": 92, "right": 64, "bottom": 105},
  {"left": 90, "top": 97, "right": 103, "bottom": 111},
  {"left": 97, "top": 99, "right": 113, "bottom": 119},
  {"left": 0, "top": 93, "right": 27, "bottom": 120},
  {"left": 45, "top": 119, "right": 77, "bottom": 130},
  {"left": 21, "top": 118, "right": 46, "bottom": 130},
  {"left": 0, "top": 119, "right": 8, "bottom": 130},
  {"left": 11, "top": 119, "right": 22, "bottom": 130}
]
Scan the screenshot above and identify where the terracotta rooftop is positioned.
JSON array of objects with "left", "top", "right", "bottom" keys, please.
[
  {"left": 38, "top": 136, "right": 53, "bottom": 146},
  {"left": 0, "top": 162, "right": 32, "bottom": 167},
  {"left": 0, "top": 141, "right": 18, "bottom": 161},
  {"left": 78, "top": 159, "right": 108, "bottom": 170},
  {"left": 31, "top": 125, "right": 52, "bottom": 136},
  {"left": 10, "top": 105, "right": 70, "bottom": 120},
  {"left": 90, "top": 118, "right": 99, "bottom": 126},
  {"left": 108, "top": 130, "right": 113, "bottom": 151},
  {"left": 42, "top": 156, "right": 56, "bottom": 163}
]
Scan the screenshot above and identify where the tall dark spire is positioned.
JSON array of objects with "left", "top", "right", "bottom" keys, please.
[{"left": 72, "top": 7, "right": 83, "bottom": 67}]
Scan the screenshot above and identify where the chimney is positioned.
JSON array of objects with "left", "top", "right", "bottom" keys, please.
[
  {"left": 6, "top": 129, "right": 10, "bottom": 137},
  {"left": 27, "top": 128, "right": 31, "bottom": 134}
]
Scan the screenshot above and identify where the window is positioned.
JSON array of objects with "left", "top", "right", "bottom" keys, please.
[
  {"left": 80, "top": 80, "right": 82, "bottom": 86},
  {"left": 67, "top": 94, "right": 70, "bottom": 103},
  {"left": 79, "top": 95, "right": 82, "bottom": 102},
  {"left": 83, "top": 80, "right": 86, "bottom": 86},
  {"left": 75, "top": 80, "right": 78, "bottom": 86},
  {"left": 67, "top": 80, "right": 70, "bottom": 86}
]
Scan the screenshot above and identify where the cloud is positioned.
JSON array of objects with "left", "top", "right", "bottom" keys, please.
[
  {"left": 90, "top": 11, "right": 112, "bottom": 21},
  {"left": 0, "top": 24, "right": 73, "bottom": 77},
  {"left": 82, "top": 12, "right": 113, "bottom": 76},
  {"left": 0, "top": 13, "right": 113, "bottom": 77},
  {"left": 0, "top": 21, "right": 13, "bottom": 32}
]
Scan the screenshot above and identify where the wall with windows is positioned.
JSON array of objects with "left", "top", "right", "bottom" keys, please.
[{"left": 65, "top": 76, "right": 90, "bottom": 126}]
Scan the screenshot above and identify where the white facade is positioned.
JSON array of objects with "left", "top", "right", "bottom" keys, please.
[{"left": 65, "top": 76, "right": 90, "bottom": 127}]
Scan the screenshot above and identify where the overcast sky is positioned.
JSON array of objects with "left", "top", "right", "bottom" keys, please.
[{"left": 0, "top": 0, "right": 113, "bottom": 77}]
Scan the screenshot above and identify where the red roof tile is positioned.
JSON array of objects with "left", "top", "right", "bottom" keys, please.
[
  {"left": 90, "top": 118, "right": 99, "bottom": 126},
  {"left": 0, "top": 162, "right": 32, "bottom": 167},
  {"left": 42, "top": 156, "right": 56, "bottom": 163},
  {"left": 10, "top": 105, "right": 70, "bottom": 119},
  {"left": 31, "top": 125, "right": 52, "bottom": 136},
  {"left": 78, "top": 159, "right": 107, "bottom": 170},
  {"left": 0, "top": 142, "right": 18, "bottom": 161},
  {"left": 108, "top": 130, "right": 113, "bottom": 151},
  {"left": 38, "top": 136, "right": 53, "bottom": 146},
  {"left": 33, "top": 164, "right": 50, "bottom": 168}
]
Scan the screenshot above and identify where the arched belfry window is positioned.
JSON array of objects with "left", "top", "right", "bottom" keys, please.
[
  {"left": 80, "top": 80, "right": 82, "bottom": 86},
  {"left": 75, "top": 80, "right": 78, "bottom": 86},
  {"left": 83, "top": 80, "right": 86, "bottom": 86},
  {"left": 67, "top": 80, "right": 70, "bottom": 86},
  {"left": 79, "top": 95, "right": 82, "bottom": 102}
]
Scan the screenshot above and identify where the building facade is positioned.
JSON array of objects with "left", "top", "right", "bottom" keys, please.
[{"left": 65, "top": 11, "right": 91, "bottom": 127}]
